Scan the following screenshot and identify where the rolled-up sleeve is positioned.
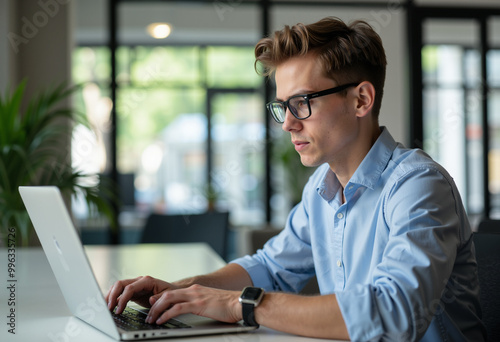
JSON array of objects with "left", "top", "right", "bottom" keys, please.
[{"left": 231, "top": 196, "right": 316, "bottom": 293}]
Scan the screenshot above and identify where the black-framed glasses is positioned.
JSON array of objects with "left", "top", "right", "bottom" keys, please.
[{"left": 266, "top": 83, "right": 359, "bottom": 123}]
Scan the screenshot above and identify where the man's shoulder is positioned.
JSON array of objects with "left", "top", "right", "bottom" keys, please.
[
  {"left": 385, "top": 146, "right": 456, "bottom": 194},
  {"left": 390, "top": 145, "right": 445, "bottom": 174},
  {"left": 375, "top": 127, "right": 442, "bottom": 173}
]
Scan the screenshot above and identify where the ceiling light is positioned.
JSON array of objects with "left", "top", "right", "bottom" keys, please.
[{"left": 147, "top": 23, "right": 172, "bottom": 39}]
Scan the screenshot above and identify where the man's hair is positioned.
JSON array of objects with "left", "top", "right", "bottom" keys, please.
[{"left": 255, "top": 17, "right": 387, "bottom": 117}]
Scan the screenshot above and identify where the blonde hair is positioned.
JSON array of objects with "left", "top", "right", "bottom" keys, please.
[{"left": 255, "top": 17, "right": 387, "bottom": 117}]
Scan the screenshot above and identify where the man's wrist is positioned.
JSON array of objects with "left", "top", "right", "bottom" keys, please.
[{"left": 239, "top": 287, "right": 265, "bottom": 327}]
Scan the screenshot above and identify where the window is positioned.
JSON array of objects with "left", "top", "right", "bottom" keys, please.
[
  {"left": 72, "top": 45, "right": 266, "bottom": 226},
  {"left": 422, "top": 45, "right": 482, "bottom": 214},
  {"left": 417, "top": 14, "right": 500, "bottom": 221}
]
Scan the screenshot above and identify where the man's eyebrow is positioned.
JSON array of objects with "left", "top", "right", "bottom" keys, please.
[{"left": 275, "top": 89, "right": 313, "bottom": 102}]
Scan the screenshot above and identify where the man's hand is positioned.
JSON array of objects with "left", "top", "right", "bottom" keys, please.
[
  {"left": 105, "top": 275, "right": 242, "bottom": 325},
  {"left": 146, "top": 284, "right": 241, "bottom": 325},
  {"left": 105, "top": 275, "right": 178, "bottom": 314}
]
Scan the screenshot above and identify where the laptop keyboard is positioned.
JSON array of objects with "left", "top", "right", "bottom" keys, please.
[{"left": 112, "top": 306, "right": 192, "bottom": 331}]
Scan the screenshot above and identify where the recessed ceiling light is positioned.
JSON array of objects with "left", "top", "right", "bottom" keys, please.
[{"left": 147, "top": 23, "right": 172, "bottom": 39}]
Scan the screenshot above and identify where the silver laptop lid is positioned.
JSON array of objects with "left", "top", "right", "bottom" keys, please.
[{"left": 20, "top": 186, "right": 121, "bottom": 340}]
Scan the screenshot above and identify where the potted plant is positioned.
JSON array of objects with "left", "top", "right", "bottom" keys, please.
[{"left": 0, "top": 81, "right": 116, "bottom": 246}]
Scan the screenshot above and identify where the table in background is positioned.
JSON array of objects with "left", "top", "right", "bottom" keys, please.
[{"left": 0, "top": 243, "right": 342, "bottom": 342}]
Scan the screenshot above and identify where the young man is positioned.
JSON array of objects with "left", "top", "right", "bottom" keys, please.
[{"left": 107, "top": 17, "right": 485, "bottom": 341}]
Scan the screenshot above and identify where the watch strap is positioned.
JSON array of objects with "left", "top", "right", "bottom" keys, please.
[{"left": 242, "top": 302, "right": 259, "bottom": 327}]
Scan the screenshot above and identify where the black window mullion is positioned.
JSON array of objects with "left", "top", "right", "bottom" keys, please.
[
  {"left": 479, "top": 17, "right": 490, "bottom": 218},
  {"left": 109, "top": 0, "right": 119, "bottom": 244}
]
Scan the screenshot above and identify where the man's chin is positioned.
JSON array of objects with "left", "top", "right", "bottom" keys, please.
[{"left": 299, "top": 156, "right": 320, "bottom": 168}]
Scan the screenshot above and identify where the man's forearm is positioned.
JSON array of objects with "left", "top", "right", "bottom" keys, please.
[
  {"left": 176, "top": 266, "right": 350, "bottom": 339},
  {"left": 255, "top": 292, "right": 350, "bottom": 340},
  {"left": 161, "top": 264, "right": 350, "bottom": 339},
  {"left": 172, "top": 263, "right": 253, "bottom": 291}
]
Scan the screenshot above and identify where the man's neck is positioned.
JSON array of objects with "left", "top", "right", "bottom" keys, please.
[{"left": 330, "top": 125, "right": 382, "bottom": 189}]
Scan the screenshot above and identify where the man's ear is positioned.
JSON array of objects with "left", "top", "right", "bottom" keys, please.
[{"left": 355, "top": 81, "right": 375, "bottom": 118}]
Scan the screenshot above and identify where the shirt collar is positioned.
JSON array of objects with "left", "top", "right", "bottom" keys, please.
[
  {"left": 316, "top": 127, "right": 397, "bottom": 200},
  {"left": 348, "top": 127, "right": 397, "bottom": 190},
  {"left": 316, "top": 166, "right": 341, "bottom": 202}
]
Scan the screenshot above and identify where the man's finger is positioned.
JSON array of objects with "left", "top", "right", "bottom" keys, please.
[
  {"left": 106, "top": 278, "right": 137, "bottom": 312},
  {"left": 107, "top": 276, "right": 149, "bottom": 314},
  {"left": 146, "top": 290, "right": 179, "bottom": 324}
]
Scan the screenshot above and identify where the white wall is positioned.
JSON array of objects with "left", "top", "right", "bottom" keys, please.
[{"left": 8, "top": 0, "right": 74, "bottom": 100}]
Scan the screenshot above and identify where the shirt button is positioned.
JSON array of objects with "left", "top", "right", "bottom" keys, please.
[
  {"left": 336, "top": 259, "right": 342, "bottom": 267},
  {"left": 337, "top": 212, "right": 344, "bottom": 219}
]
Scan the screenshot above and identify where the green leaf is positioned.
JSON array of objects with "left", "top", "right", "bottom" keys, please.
[
  {"left": 0, "top": 80, "right": 26, "bottom": 147},
  {"left": 0, "top": 81, "right": 117, "bottom": 246}
]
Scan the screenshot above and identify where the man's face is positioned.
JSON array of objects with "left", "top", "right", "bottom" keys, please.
[{"left": 275, "top": 53, "right": 359, "bottom": 168}]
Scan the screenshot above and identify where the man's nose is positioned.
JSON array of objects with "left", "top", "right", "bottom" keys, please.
[{"left": 282, "top": 107, "right": 300, "bottom": 132}]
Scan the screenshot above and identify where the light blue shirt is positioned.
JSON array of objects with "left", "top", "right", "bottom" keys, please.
[{"left": 232, "top": 128, "right": 485, "bottom": 341}]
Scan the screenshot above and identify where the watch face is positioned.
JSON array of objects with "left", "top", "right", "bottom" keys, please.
[{"left": 241, "top": 287, "right": 264, "bottom": 301}]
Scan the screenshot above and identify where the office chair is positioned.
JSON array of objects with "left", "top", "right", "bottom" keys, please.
[
  {"left": 473, "top": 221, "right": 500, "bottom": 341},
  {"left": 141, "top": 211, "right": 229, "bottom": 260}
]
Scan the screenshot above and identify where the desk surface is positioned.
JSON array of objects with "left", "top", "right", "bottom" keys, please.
[{"left": 0, "top": 243, "right": 337, "bottom": 342}]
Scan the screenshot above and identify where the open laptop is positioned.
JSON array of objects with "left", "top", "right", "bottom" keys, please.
[{"left": 19, "top": 186, "right": 257, "bottom": 340}]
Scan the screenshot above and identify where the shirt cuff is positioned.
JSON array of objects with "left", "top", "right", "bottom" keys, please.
[
  {"left": 336, "top": 285, "right": 384, "bottom": 341},
  {"left": 230, "top": 255, "right": 276, "bottom": 290}
]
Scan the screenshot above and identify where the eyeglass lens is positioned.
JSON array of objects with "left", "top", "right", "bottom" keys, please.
[
  {"left": 289, "top": 97, "right": 309, "bottom": 118},
  {"left": 269, "top": 96, "right": 309, "bottom": 123}
]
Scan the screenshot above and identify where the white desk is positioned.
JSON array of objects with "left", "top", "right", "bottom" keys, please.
[{"left": 0, "top": 243, "right": 335, "bottom": 342}]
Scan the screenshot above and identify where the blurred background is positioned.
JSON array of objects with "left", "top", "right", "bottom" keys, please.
[{"left": 1, "top": 0, "right": 500, "bottom": 260}]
